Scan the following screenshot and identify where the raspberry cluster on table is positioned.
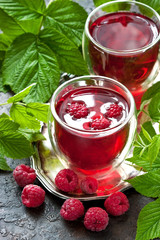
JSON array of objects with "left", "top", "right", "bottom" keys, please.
[{"left": 13, "top": 165, "right": 129, "bottom": 232}]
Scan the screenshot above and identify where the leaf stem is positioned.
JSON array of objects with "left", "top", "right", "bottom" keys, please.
[
  {"left": 0, "top": 102, "right": 8, "bottom": 106},
  {"left": 15, "top": 102, "right": 26, "bottom": 106}
]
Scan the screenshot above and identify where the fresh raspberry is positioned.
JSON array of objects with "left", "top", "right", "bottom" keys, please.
[
  {"left": 80, "top": 177, "right": 98, "bottom": 194},
  {"left": 90, "top": 117, "right": 110, "bottom": 130},
  {"left": 105, "top": 103, "right": 123, "bottom": 118},
  {"left": 55, "top": 169, "right": 78, "bottom": 192},
  {"left": 84, "top": 207, "right": 109, "bottom": 232},
  {"left": 13, "top": 164, "right": 36, "bottom": 187},
  {"left": 104, "top": 192, "right": 129, "bottom": 216},
  {"left": 66, "top": 101, "right": 89, "bottom": 119},
  {"left": 21, "top": 184, "right": 45, "bottom": 208},
  {"left": 60, "top": 198, "right": 84, "bottom": 221}
]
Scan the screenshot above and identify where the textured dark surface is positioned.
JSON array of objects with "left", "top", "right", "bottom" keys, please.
[
  {"left": 0, "top": 148, "right": 156, "bottom": 240},
  {"left": 0, "top": 1, "right": 158, "bottom": 240}
]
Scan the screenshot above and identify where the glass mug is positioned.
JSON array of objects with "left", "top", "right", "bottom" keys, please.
[
  {"left": 83, "top": 0, "right": 160, "bottom": 109},
  {"left": 48, "top": 76, "right": 137, "bottom": 181}
]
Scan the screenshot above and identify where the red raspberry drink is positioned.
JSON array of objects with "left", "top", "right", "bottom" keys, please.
[
  {"left": 83, "top": 1, "right": 160, "bottom": 109},
  {"left": 56, "top": 87, "right": 128, "bottom": 172},
  {"left": 50, "top": 76, "right": 136, "bottom": 179}
]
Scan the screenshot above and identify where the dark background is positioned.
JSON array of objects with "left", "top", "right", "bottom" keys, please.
[{"left": 0, "top": 1, "right": 158, "bottom": 240}]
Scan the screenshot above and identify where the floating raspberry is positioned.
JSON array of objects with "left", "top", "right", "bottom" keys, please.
[
  {"left": 66, "top": 101, "right": 89, "bottom": 119},
  {"left": 104, "top": 192, "right": 129, "bottom": 216},
  {"left": 84, "top": 207, "right": 109, "bottom": 232},
  {"left": 83, "top": 121, "right": 91, "bottom": 130},
  {"left": 60, "top": 198, "right": 84, "bottom": 221},
  {"left": 105, "top": 103, "right": 123, "bottom": 118},
  {"left": 13, "top": 164, "right": 36, "bottom": 187},
  {"left": 55, "top": 169, "right": 78, "bottom": 192},
  {"left": 21, "top": 184, "right": 45, "bottom": 208},
  {"left": 90, "top": 117, "right": 110, "bottom": 130},
  {"left": 80, "top": 177, "right": 98, "bottom": 194}
]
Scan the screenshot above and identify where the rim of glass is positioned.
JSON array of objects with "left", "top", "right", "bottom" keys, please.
[
  {"left": 85, "top": 0, "right": 160, "bottom": 55},
  {"left": 50, "top": 75, "right": 135, "bottom": 135}
]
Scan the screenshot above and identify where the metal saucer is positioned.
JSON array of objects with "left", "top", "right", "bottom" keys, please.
[{"left": 30, "top": 123, "right": 142, "bottom": 201}]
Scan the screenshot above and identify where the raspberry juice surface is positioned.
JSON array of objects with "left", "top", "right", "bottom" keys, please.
[
  {"left": 83, "top": 1, "right": 160, "bottom": 109},
  {"left": 55, "top": 86, "right": 129, "bottom": 175}
]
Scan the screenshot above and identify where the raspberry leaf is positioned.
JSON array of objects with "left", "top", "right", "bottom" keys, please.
[
  {"left": 141, "top": 126, "right": 152, "bottom": 143},
  {"left": 147, "top": 135, "right": 160, "bottom": 165},
  {"left": 0, "top": 33, "right": 11, "bottom": 51},
  {"left": 93, "top": 0, "right": 113, "bottom": 7},
  {"left": 0, "top": 8, "right": 25, "bottom": 41},
  {"left": 3, "top": 33, "right": 60, "bottom": 103},
  {"left": 0, "top": 113, "right": 10, "bottom": 119},
  {"left": 0, "top": 118, "right": 19, "bottom": 131},
  {"left": 0, "top": 118, "right": 33, "bottom": 159},
  {"left": 44, "top": 0, "right": 87, "bottom": 47},
  {"left": 136, "top": 198, "right": 160, "bottom": 240},
  {"left": 18, "top": 128, "right": 45, "bottom": 143},
  {"left": 39, "top": 28, "right": 88, "bottom": 75},
  {"left": 142, "top": 82, "right": 160, "bottom": 103},
  {"left": 7, "top": 83, "right": 36, "bottom": 103},
  {"left": 126, "top": 151, "right": 160, "bottom": 172},
  {"left": 26, "top": 102, "right": 50, "bottom": 123},
  {"left": 10, "top": 104, "right": 41, "bottom": 130},
  {"left": 93, "top": 0, "right": 160, "bottom": 14},
  {"left": 131, "top": 121, "right": 157, "bottom": 161},
  {"left": 0, "top": 0, "right": 46, "bottom": 36},
  {"left": 0, "top": 155, "right": 12, "bottom": 171},
  {"left": 136, "top": 0, "right": 160, "bottom": 14},
  {"left": 0, "top": 0, "right": 45, "bottom": 21},
  {"left": 127, "top": 170, "right": 160, "bottom": 198},
  {"left": 0, "top": 69, "right": 9, "bottom": 93},
  {"left": 148, "top": 93, "right": 160, "bottom": 121}
]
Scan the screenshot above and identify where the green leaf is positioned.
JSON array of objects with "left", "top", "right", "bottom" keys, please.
[
  {"left": 142, "top": 82, "right": 160, "bottom": 103},
  {"left": 127, "top": 151, "right": 160, "bottom": 172},
  {"left": 138, "top": 121, "right": 156, "bottom": 144},
  {"left": 0, "top": 69, "right": 9, "bottom": 93},
  {"left": 0, "top": 155, "right": 12, "bottom": 171},
  {"left": 0, "top": 8, "right": 25, "bottom": 40},
  {"left": 0, "top": 0, "right": 46, "bottom": 35},
  {"left": 142, "top": 121, "right": 156, "bottom": 138},
  {"left": 136, "top": 198, "right": 160, "bottom": 240},
  {"left": 44, "top": 0, "right": 88, "bottom": 46},
  {"left": 0, "top": 113, "right": 10, "bottom": 119},
  {"left": 0, "top": 33, "right": 11, "bottom": 51},
  {"left": 148, "top": 135, "right": 160, "bottom": 165},
  {"left": 10, "top": 104, "right": 41, "bottom": 130},
  {"left": 7, "top": 83, "right": 36, "bottom": 103},
  {"left": 39, "top": 28, "right": 88, "bottom": 75},
  {"left": 93, "top": 0, "right": 114, "bottom": 7},
  {"left": 136, "top": 0, "right": 160, "bottom": 14},
  {"left": 18, "top": 128, "right": 45, "bottom": 142},
  {"left": 26, "top": 102, "right": 49, "bottom": 123},
  {"left": 127, "top": 170, "right": 160, "bottom": 198},
  {"left": 0, "top": 131, "right": 33, "bottom": 158},
  {"left": 133, "top": 121, "right": 156, "bottom": 157},
  {"left": 141, "top": 126, "right": 152, "bottom": 143},
  {"left": 0, "top": 0, "right": 46, "bottom": 21},
  {"left": 0, "top": 118, "right": 19, "bottom": 131},
  {"left": 17, "top": 18, "right": 44, "bottom": 35},
  {"left": 148, "top": 93, "right": 160, "bottom": 121},
  {"left": 0, "top": 118, "right": 33, "bottom": 158},
  {"left": 0, "top": 51, "right": 5, "bottom": 60},
  {"left": 3, "top": 33, "right": 60, "bottom": 103}
]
